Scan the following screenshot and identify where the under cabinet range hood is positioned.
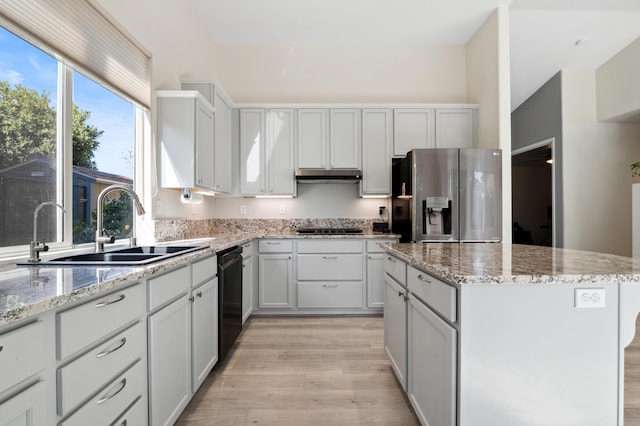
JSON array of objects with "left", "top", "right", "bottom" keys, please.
[{"left": 295, "top": 169, "right": 362, "bottom": 183}]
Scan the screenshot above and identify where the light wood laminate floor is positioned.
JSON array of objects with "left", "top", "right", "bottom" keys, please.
[
  {"left": 177, "top": 315, "right": 640, "bottom": 425},
  {"left": 176, "top": 316, "right": 419, "bottom": 426}
]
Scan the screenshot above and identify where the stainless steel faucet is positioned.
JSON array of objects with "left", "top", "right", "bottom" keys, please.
[
  {"left": 95, "top": 184, "right": 146, "bottom": 252},
  {"left": 29, "top": 201, "right": 67, "bottom": 262}
]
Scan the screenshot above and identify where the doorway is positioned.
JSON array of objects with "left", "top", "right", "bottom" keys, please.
[{"left": 512, "top": 139, "right": 554, "bottom": 246}]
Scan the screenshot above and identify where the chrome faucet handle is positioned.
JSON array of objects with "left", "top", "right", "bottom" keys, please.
[
  {"left": 29, "top": 202, "right": 66, "bottom": 262},
  {"left": 28, "top": 241, "right": 49, "bottom": 263}
]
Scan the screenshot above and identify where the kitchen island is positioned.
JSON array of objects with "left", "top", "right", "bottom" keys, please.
[{"left": 382, "top": 242, "right": 640, "bottom": 426}]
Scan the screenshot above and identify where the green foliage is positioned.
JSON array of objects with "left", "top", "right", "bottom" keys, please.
[
  {"left": 632, "top": 162, "right": 640, "bottom": 178},
  {"left": 72, "top": 192, "right": 134, "bottom": 244},
  {"left": 72, "top": 104, "right": 103, "bottom": 169},
  {"left": 0, "top": 81, "right": 56, "bottom": 169}
]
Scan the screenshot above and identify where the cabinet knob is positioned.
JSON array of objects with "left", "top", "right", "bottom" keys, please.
[
  {"left": 189, "top": 296, "right": 195, "bottom": 302},
  {"left": 0, "top": 345, "right": 3, "bottom": 353},
  {"left": 197, "top": 291, "right": 203, "bottom": 298}
]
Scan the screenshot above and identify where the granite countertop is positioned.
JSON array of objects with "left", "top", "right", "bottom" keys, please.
[
  {"left": 383, "top": 242, "right": 640, "bottom": 285},
  {"left": 0, "top": 231, "right": 397, "bottom": 326}
]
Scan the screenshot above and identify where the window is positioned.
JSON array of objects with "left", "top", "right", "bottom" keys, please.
[{"left": 0, "top": 25, "right": 138, "bottom": 252}]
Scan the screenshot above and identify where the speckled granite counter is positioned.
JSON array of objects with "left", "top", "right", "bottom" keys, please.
[
  {"left": 0, "top": 231, "right": 396, "bottom": 326},
  {"left": 383, "top": 242, "right": 640, "bottom": 284}
]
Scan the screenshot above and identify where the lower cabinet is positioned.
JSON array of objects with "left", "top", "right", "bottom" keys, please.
[
  {"left": 192, "top": 277, "right": 218, "bottom": 392},
  {"left": 408, "top": 293, "right": 457, "bottom": 426},
  {"left": 383, "top": 272, "right": 408, "bottom": 391},
  {"left": 148, "top": 294, "right": 191, "bottom": 426},
  {"left": 242, "top": 242, "right": 254, "bottom": 323},
  {"left": 367, "top": 239, "right": 392, "bottom": 308},
  {"left": 259, "top": 254, "right": 294, "bottom": 308},
  {"left": 0, "top": 381, "right": 47, "bottom": 426}
]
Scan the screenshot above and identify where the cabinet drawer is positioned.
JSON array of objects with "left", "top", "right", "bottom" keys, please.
[
  {"left": 298, "top": 282, "right": 363, "bottom": 308},
  {"left": 112, "top": 394, "right": 147, "bottom": 426},
  {"left": 297, "top": 239, "right": 363, "bottom": 253},
  {"left": 58, "top": 322, "right": 145, "bottom": 414},
  {"left": 148, "top": 266, "right": 190, "bottom": 311},
  {"left": 384, "top": 255, "right": 406, "bottom": 285},
  {"left": 192, "top": 255, "right": 217, "bottom": 286},
  {"left": 0, "top": 321, "right": 45, "bottom": 393},
  {"left": 407, "top": 265, "right": 456, "bottom": 323},
  {"left": 242, "top": 242, "right": 254, "bottom": 257},
  {"left": 259, "top": 240, "right": 293, "bottom": 253},
  {"left": 297, "top": 254, "right": 363, "bottom": 280},
  {"left": 58, "top": 284, "right": 144, "bottom": 360},
  {"left": 60, "top": 359, "right": 145, "bottom": 426},
  {"left": 366, "top": 240, "right": 387, "bottom": 253}
]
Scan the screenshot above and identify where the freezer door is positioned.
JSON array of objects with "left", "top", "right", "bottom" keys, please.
[
  {"left": 412, "top": 149, "right": 458, "bottom": 242},
  {"left": 459, "top": 149, "right": 502, "bottom": 242}
]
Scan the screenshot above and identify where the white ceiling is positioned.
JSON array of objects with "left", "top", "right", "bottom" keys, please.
[{"left": 190, "top": 0, "right": 640, "bottom": 110}]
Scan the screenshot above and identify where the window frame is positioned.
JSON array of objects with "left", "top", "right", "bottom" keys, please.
[{"left": 0, "top": 23, "right": 144, "bottom": 261}]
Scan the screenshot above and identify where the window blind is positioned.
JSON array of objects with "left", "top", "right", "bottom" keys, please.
[{"left": 0, "top": 0, "right": 151, "bottom": 109}]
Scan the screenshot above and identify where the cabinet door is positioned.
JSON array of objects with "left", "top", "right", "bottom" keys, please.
[
  {"left": 330, "top": 109, "right": 360, "bottom": 169},
  {"left": 214, "top": 91, "right": 232, "bottom": 193},
  {"left": 148, "top": 295, "right": 191, "bottom": 426},
  {"left": 367, "top": 253, "right": 385, "bottom": 308},
  {"left": 259, "top": 254, "right": 293, "bottom": 309},
  {"left": 435, "top": 108, "right": 475, "bottom": 149},
  {"left": 192, "top": 278, "right": 218, "bottom": 393},
  {"left": 195, "top": 99, "right": 215, "bottom": 190},
  {"left": 297, "top": 109, "right": 327, "bottom": 168},
  {"left": 240, "top": 109, "right": 266, "bottom": 195},
  {"left": 408, "top": 294, "right": 456, "bottom": 426},
  {"left": 383, "top": 274, "right": 407, "bottom": 391},
  {"left": 362, "top": 109, "right": 392, "bottom": 195},
  {"left": 242, "top": 255, "right": 254, "bottom": 323},
  {"left": 0, "top": 381, "right": 47, "bottom": 426},
  {"left": 393, "top": 109, "right": 435, "bottom": 157},
  {"left": 268, "top": 109, "right": 295, "bottom": 195}
]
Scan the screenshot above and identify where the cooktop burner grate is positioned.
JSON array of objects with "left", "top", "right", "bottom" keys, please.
[{"left": 296, "top": 227, "right": 363, "bottom": 235}]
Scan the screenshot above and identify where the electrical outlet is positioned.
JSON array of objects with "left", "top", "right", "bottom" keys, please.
[
  {"left": 379, "top": 206, "right": 386, "bottom": 215},
  {"left": 279, "top": 205, "right": 286, "bottom": 215},
  {"left": 575, "top": 288, "right": 606, "bottom": 308},
  {"left": 240, "top": 204, "right": 247, "bottom": 215}
]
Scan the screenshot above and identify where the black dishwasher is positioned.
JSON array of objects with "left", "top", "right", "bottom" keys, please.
[{"left": 217, "top": 245, "right": 243, "bottom": 362}]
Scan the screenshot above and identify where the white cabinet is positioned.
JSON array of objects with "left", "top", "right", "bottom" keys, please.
[
  {"left": 157, "top": 91, "right": 215, "bottom": 192},
  {"left": 242, "top": 241, "right": 255, "bottom": 323},
  {"left": 297, "top": 109, "right": 361, "bottom": 170},
  {"left": 148, "top": 294, "right": 191, "bottom": 426},
  {"left": 408, "top": 293, "right": 457, "bottom": 426},
  {"left": 181, "top": 80, "right": 233, "bottom": 194},
  {"left": 330, "top": 109, "right": 360, "bottom": 169},
  {"left": 435, "top": 108, "right": 476, "bottom": 149},
  {"left": 366, "top": 240, "right": 391, "bottom": 308},
  {"left": 0, "top": 381, "right": 47, "bottom": 426},
  {"left": 383, "top": 271, "right": 408, "bottom": 391},
  {"left": 258, "top": 240, "right": 294, "bottom": 309},
  {"left": 361, "top": 109, "right": 392, "bottom": 196},
  {"left": 297, "top": 109, "right": 327, "bottom": 169},
  {"left": 0, "top": 321, "right": 45, "bottom": 394},
  {"left": 240, "top": 109, "right": 295, "bottom": 196},
  {"left": 191, "top": 277, "right": 218, "bottom": 392},
  {"left": 393, "top": 109, "right": 435, "bottom": 157}
]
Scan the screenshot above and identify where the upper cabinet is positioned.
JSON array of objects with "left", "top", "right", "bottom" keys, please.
[
  {"left": 435, "top": 108, "right": 476, "bottom": 149},
  {"left": 181, "top": 80, "right": 232, "bottom": 194},
  {"left": 393, "top": 109, "right": 435, "bottom": 157},
  {"left": 157, "top": 91, "right": 215, "bottom": 192},
  {"left": 297, "top": 109, "right": 361, "bottom": 169},
  {"left": 393, "top": 107, "right": 477, "bottom": 157},
  {"left": 240, "top": 108, "right": 295, "bottom": 196},
  {"left": 361, "top": 109, "right": 392, "bottom": 196}
]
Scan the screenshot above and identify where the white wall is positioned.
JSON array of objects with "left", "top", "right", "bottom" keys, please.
[
  {"left": 596, "top": 37, "right": 640, "bottom": 122},
  {"left": 216, "top": 44, "right": 467, "bottom": 103},
  {"left": 562, "top": 70, "right": 640, "bottom": 256},
  {"left": 465, "top": 6, "right": 512, "bottom": 243}
]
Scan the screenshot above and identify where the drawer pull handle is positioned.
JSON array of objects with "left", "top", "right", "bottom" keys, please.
[
  {"left": 417, "top": 274, "right": 432, "bottom": 284},
  {"left": 95, "top": 294, "right": 125, "bottom": 308},
  {"left": 121, "top": 420, "right": 128, "bottom": 426},
  {"left": 97, "top": 378, "right": 127, "bottom": 405},
  {"left": 0, "top": 345, "right": 3, "bottom": 353},
  {"left": 189, "top": 296, "right": 195, "bottom": 302},
  {"left": 196, "top": 291, "right": 203, "bottom": 298},
  {"left": 322, "top": 256, "right": 338, "bottom": 260},
  {"left": 323, "top": 284, "right": 338, "bottom": 288},
  {"left": 96, "top": 338, "right": 127, "bottom": 358},
  {"left": 387, "top": 257, "right": 396, "bottom": 263},
  {"left": 266, "top": 242, "right": 280, "bottom": 245},
  {"left": 398, "top": 290, "right": 404, "bottom": 298}
]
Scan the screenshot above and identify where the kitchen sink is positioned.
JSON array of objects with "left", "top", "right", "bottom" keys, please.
[{"left": 18, "top": 245, "right": 208, "bottom": 266}]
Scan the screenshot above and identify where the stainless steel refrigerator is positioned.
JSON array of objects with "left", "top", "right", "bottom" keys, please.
[{"left": 391, "top": 148, "right": 502, "bottom": 243}]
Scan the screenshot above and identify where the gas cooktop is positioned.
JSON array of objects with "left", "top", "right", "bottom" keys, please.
[{"left": 296, "top": 227, "right": 364, "bottom": 235}]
